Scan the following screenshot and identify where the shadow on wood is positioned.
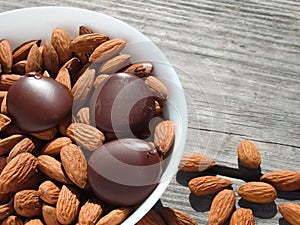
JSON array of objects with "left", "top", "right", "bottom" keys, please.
[
  {"left": 277, "top": 190, "right": 300, "bottom": 200},
  {"left": 189, "top": 192, "right": 215, "bottom": 212},
  {"left": 238, "top": 199, "right": 277, "bottom": 219},
  {"left": 279, "top": 217, "right": 292, "bottom": 225}
]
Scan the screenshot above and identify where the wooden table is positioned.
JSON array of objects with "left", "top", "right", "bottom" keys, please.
[{"left": 1, "top": 1, "right": 299, "bottom": 224}]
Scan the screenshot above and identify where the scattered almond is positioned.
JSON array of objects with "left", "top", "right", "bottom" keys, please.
[
  {"left": 260, "top": 170, "right": 300, "bottom": 191},
  {"left": 238, "top": 181, "right": 277, "bottom": 204},
  {"left": 137, "top": 209, "right": 166, "bottom": 225},
  {"left": 229, "top": 208, "right": 255, "bottom": 225},
  {"left": 42, "top": 204, "right": 60, "bottom": 225},
  {"left": 124, "top": 62, "right": 153, "bottom": 77},
  {"left": 96, "top": 207, "right": 131, "bottom": 225},
  {"left": 78, "top": 198, "right": 103, "bottom": 225},
  {"left": 41, "top": 136, "right": 72, "bottom": 156},
  {"left": 38, "top": 180, "right": 61, "bottom": 205},
  {"left": 208, "top": 189, "right": 236, "bottom": 225},
  {"left": 0, "top": 39, "right": 13, "bottom": 73},
  {"left": 188, "top": 176, "right": 233, "bottom": 196},
  {"left": 278, "top": 203, "right": 300, "bottom": 225},
  {"left": 14, "top": 190, "right": 42, "bottom": 217},
  {"left": 179, "top": 153, "right": 216, "bottom": 172},
  {"left": 237, "top": 139, "right": 261, "bottom": 169}
]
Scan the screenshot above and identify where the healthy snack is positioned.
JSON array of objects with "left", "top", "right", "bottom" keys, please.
[
  {"left": 0, "top": 25, "right": 175, "bottom": 224},
  {"left": 229, "top": 208, "right": 255, "bottom": 225}
]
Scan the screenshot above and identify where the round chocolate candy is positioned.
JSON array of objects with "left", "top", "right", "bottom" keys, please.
[
  {"left": 88, "top": 138, "right": 162, "bottom": 206},
  {"left": 7, "top": 72, "right": 73, "bottom": 132},
  {"left": 89, "top": 73, "right": 155, "bottom": 138}
]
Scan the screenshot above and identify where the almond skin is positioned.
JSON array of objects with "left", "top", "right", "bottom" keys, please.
[
  {"left": 37, "top": 155, "right": 72, "bottom": 184},
  {"left": 229, "top": 208, "right": 255, "bottom": 225},
  {"left": 96, "top": 207, "right": 132, "bottom": 225},
  {"left": 38, "top": 180, "right": 60, "bottom": 205},
  {"left": 188, "top": 176, "right": 233, "bottom": 196},
  {"left": 208, "top": 189, "right": 236, "bottom": 225},
  {"left": 0, "top": 153, "right": 38, "bottom": 193},
  {"left": 14, "top": 190, "right": 42, "bottom": 217},
  {"left": 278, "top": 203, "right": 300, "bottom": 225},
  {"left": 0, "top": 39, "right": 13, "bottom": 73},
  {"left": 78, "top": 198, "right": 103, "bottom": 225},
  {"left": 51, "top": 27, "right": 72, "bottom": 65},
  {"left": 160, "top": 207, "right": 198, "bottom": 225},
  {"left": 42, "top": 204, "right": 60, "bottom": 225},
  {"left": 60, "top": 144, "right": 88, "bottom": 189},
  {"left": 154, "top": 120, "right": 175, "bottom": 155},
  {"left": 56, "top": 185, "right": 80, "bottom": 225},
  {"left": 238, "top": 182, "right": 277, "bottom": 204},
  {"left": 137, "top": 209, "right": 166, "bottom": 225},
  {"left": 237, "top": 139, "right": 261, "bottom": 169},
  {"left": 179, "top": 153, "right": 216, "bottom": 172},
  {"left": 41, "top": 137, "right": 72, "bottom": 156},
  {"left": 0, "top": 199, "right": 14, "bottom": 220},
  {"left": 2, "top": 215, "right": 23, "bottom": 225},
  {"left": 260, "top": 170, "right": 300, "bottom": 191}
]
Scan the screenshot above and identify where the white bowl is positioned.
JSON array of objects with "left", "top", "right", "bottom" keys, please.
[{"left": 0, "top": 6, "right": 188, "bottom": 224}]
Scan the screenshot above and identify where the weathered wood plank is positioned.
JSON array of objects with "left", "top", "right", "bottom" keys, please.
[{"left": 0, "top": 0, "right": 299, "bottom": 224}]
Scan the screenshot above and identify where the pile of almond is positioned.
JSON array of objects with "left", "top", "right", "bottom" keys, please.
[
  {"left": 179, "top": 139, "right": 300, "bottom": 225},
  {"left": 0, "top": 26, "right": 178, "bottom": 224}
]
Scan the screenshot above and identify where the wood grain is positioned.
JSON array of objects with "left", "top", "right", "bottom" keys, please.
[{"left": 0, "top": 0, "right": 299, "bottom": 224}]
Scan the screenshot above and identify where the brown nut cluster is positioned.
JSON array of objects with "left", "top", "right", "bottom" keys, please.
[{"left": 0, "top": 26, "right": 177, "bottom": 224}]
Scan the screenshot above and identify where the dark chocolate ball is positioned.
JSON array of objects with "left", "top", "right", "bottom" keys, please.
[
  {"left": 89, "top": 73, "right": 155, "bottom": 138},
  {"left": 88, "top": 138, "right": 162, "bottom": 206},
  {"left": 6, "top": 73, "right": 73, "bottom": 132}
]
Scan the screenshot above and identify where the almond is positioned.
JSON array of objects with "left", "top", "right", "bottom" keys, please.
[
  {"left": 71, "top": 33, "right": 109, "bottom": 55},
  {"left": 89, "top": 38, "right": 126, "bottom": 63},
  {"left": 96, "top": 207, "right": 131, "bottom": 225},
  {"left": 188, "top": 176, "right": 233, "bottom": 196},
  {"left": 0, "top": 39, "right": 13, "bottom": 73},
  {"left": 42, "top": 204, "right": 60, "bottom": 225},
  {"left": 56, "top": 185, "right": 80, "bottom": 225},
  {"left": 124, "top": 62, "right": 153, "bottom": 77},
  {"left": 98, "top": 54, "right": 131, "bottom": 74},
  {"left": 93, "top": 74, "right": 109, "bottom": 89},
  {"left": 60, "top": 144, "right": 88, "bottom": 189},
  {"left": 0, "top": 113, "right": 11, "bottom": 131},
  {"left": 2, "top": 215, "right": 23, "bottom": 225},
  {"left": 51, "top": 28, "right": 72, "bottom": 65},
  {"left": 0, "top": 157, "right": 6, "bottom": 173},
  {"left": 30, "top": 127, "right": 58, "bottom": 140},
  {"left": 7, "top": 137, "right": 36, "bottom": 162},
  {"left": 24, "top": 219, "right": 43, "bottom": 225},
  {"left": 237, "top": 139, "right": 261, "bottom": 169},
  {"left": 12, "top": 60, "right": 27, "bottom": 74},
  {"left": 55, "top": 67, "right": 72, "bottom": 90},
  {"left": 260, "top": 170, "right": 300, "bottom": 191},
  {"left": 78, "top": 198, "right": 103, "bottom": 225},
  {"left": 14, "top": 190, "right": 42, "bottom": 217},
  {"left": 238, "top": 181, "right": 277, "bottom": 204},
  {"left": 60, "top": 57, "right": 81, "bottom": 79},
  {"left": 79, "top": 26, "right": 93, "bottom": 35},
  {"left": 144, "top": 76, "right": 168, "bottom": 101},
  {"left": 0, "top": 74, "right": 21, "bottom": 91},
  {"left": 0, "top": 153, "right": 37, "bottom": 193},
  {"left": 13, "top": 39, "right": 41, "bottom": 63},
  {"left": 137, "top": 209, "right": 166, "bottom": 225},
  {"left": 76, "top": 107, "right": 90, "bottom": 125},
  {"left": 154, "top": 120, "right": 175, "bottom": 155},
  {"left": 278, "top": 203, "right": 300, "bottom": 225},
  {"left": 0, "top": 94, "right": 8, "bottom": 115},
  {"left": 38, "top": 180, "right": 61, "bottom": 205},
  {"left": 25, "top": 43, "right": 43, "bottom": 73},
  {"left": 71, "top": 68, "right": 95, "bottom": 112},
  {"left": 160, "top": 207, "right": 197, "bottom": 225},
  {"left": 42, "top": 41, "right": 59, "bottom": 76},
  {"left": 230, "top": 208, "right": 255, "bottom": 225},
  {"left": 41, "top": 137, "right": 72, "bottom": 156},
  {"left": 37, "top": 155, "right": 72, "bottom": 184},
  {"left": 208, "top": 189, "right": 236, "bottom": 225},
  {"left": 179, "top": 153, "right": 216, "bottom": 172},
  {"left": 0, "top": 199, "right": 14, "bottom": 220},
  {"left": 66, "top": 123, "right": 105, "bottom": 151}
]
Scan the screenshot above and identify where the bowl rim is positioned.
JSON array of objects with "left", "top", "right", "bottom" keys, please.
[{"left": 0, "top": 6, "right": 188, "bottom": 224}]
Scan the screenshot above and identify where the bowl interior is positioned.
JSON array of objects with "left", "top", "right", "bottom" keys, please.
[{"left": 0, "top": 6, "right": 188, "bottom": 224}]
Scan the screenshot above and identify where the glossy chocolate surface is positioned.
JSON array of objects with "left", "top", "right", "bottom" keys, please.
[
  {"left": 88, "top": 138, "right": 162, "bottom": 206},
  {"left": 90, "top": 73, "right": 155, "bottom": 138},
  {"left": 7, "top": 73, "right": 73, "bottom": 132}
]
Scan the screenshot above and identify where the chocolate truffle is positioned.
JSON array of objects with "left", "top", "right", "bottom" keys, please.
[
  {"left": 7, "top": 72, "right": 73, "bottom": 132},
  {"left": 89, "top": 73, "right": 155, "bottom": 138},
  {"left": 88, "top": 138, "right": 162, "bottom": 206}
]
